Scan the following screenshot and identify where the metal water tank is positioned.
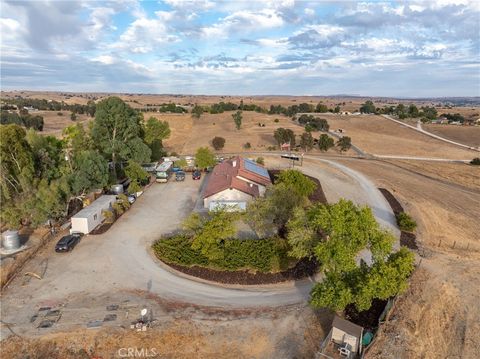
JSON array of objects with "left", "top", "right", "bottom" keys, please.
[
  {"left": 2, "top": 230, "right": 20, "bottom": 250},
  {"left": 111, "top": 184, "right": 124, "bottom": 194}
]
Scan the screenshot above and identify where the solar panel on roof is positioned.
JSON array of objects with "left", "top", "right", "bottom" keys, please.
[{"left": 243, "top": 159, "right": 269, "bottom": 178}]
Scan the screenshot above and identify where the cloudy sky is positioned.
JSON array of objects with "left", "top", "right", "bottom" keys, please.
[{"left": 1, "top": 0, "right": 479, "bottom": 97}]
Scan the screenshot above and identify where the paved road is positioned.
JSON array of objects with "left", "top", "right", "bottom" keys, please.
[
  {"left": 1, "top": 158, "right": 398, "bottom": 325},
  {"left": 382, "top": 115, "right": 480, "bottom": 152}
]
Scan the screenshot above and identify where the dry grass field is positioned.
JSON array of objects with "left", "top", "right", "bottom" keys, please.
[
  {"left": 341, "top": 159, "right": 480, "bottom": 359},
  {"left": 423, "top": 124, "right": 480, "bottom": 147},
  {"left": 326, "top": 115, "right": 478, "bottom": 159},
  {"left": 147, "top": 111, "right": 354, "bottom": 155},
  {"left": 37, "top": 110, "right": 91, "bottom": 135}
]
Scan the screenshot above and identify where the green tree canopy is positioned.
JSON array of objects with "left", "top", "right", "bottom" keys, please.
[
  {"left": 337, "top": 136, "right": 352, "bottom": 152},
  {"left": 144, "top": 117, "right": 170, "bottom": 144},
  {"left": 232, "top": 110, "right": 243, "bottom": 130},
  {"left": 273, "top": 127, "right": 295, "bottom": 146},
  {"left": 318, "top": 134, "right": 335, "bottom": 152},
  {"left": 212, "top": 136, "right": 226, "bottom": 150},
  {"left": 360, "top": 101, "right": 376, "bottom": 114},
  {"left": 0, "top": 125, "right": 35, "bottom": 198},
  {"left": 69, "top": 150, "right": 109, "bottom": 195},
  {"left": 188, "top": 209, "right": 239, "bottom": 261},
  {"left": 195, "top": 147, "right": 216, "bottom": 169},
  {"left": 191, "top": 105, "right": 204, "bottom": 118},
  {"left": 125, "top": 159, "right": 149, "bottom": 194},
  {"left": 91, "top": 97, "right": 146, "bottom": 178},
  {"left": 275, "top": 169, "right": 316, "bottom": 197},
  {"left": 300, "top": 132, "right": 314, "bottom": 151}
]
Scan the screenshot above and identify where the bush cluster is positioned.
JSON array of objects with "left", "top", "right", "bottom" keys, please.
[
  {"left": 396, "top": 212, "right": 417, "bottom": 232},
  {"left": 153, "top": 235, "right": 289, "bottom": 273}
]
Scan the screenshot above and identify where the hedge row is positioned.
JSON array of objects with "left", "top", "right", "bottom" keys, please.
[{"left": 152, "top": 235, "right": 290, "bottom": 273}]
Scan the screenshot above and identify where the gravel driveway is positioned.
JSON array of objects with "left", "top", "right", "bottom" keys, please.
[{"left": 1, "top": 158, "right": 399, "bottom": 338}]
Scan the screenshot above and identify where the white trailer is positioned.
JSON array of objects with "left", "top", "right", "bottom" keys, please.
[{"left": 71, "top": 195, "right": 117, "bottom": 234}]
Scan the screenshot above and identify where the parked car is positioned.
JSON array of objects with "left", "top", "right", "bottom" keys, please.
[
  {"left": 172, "top": 166, "right": 181, "bottom": 172},
  {"left": 127, "top": 194, "right": 136, "bottom": 204},
  {"left": 55, "top": 233, "right": 83, "bottom": 252},
  {"left": 175, "top": 171, "right": 186, "bottom": 181},
  {"left": 192, "top": 170, "right": 201, "bottom": 180}
]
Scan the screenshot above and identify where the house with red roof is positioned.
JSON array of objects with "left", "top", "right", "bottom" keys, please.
[{"left": 203, "top": 156, "right": 272, "bottom": 211}]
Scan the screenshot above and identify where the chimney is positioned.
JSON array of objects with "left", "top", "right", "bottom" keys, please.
[{"left": 232, "top": 160, "right": 237, "bottom": 167}]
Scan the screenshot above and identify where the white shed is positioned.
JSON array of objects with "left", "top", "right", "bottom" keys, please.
[
  {"left": 331, "top": 316, "right": 363, "bottom": 355},
  {"left": 71, "top": 195, "right": 117, "bottom": 234}
]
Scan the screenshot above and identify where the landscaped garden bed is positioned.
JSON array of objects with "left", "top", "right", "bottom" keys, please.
[{"left": 378, "top": 188, "right": 418, "bottom": 250}]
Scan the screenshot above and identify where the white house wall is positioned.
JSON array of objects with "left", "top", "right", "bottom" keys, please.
[{"left": 204, "top": 188, "right": 254, "bottom": 208}]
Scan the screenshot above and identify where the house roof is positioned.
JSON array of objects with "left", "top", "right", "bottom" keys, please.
[
  {"left": 203, "top": 157, "right": 269, "bottom": 199},
  {"left": 332, "top": 316, "right": 363, "bottom": 339},
  {"left": 236, "top": 157, "right": 272, "bottom": 186}
]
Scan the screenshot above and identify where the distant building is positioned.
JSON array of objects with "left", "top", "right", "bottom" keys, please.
[{"left": 203, "top": 156, "right": 271, "bottom": 211}]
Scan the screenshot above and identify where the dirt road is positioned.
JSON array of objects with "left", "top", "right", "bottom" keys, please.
[{"left": 382, "top": 115, "right": 480, "bottom": 152}]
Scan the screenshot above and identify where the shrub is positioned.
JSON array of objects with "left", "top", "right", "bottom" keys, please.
[
  {"left": 256, "top": 157, "right": 265, "bottom": 165},
  {"left": 274, "top": 118, "right": 279, "bottom": 123},
  {"left": 57, "top": 112, "right": 63, "bottom": 116},
  {"left": 112, "top": 202, "right": 124, "bottom": 216},
  {"left": 102, "top": 209, "right": 115, "bottom": 224},
  {"left": 152, "top": 235, "right": 289, "bottom": 273},
  {"left": 244, "top": 142, "right": 251, "bottom": 149},
  {"left": 212, "top": 136, "right": 226, "bottom": 150},
  {"left": 396, "top": 212, "right": 417, "bottom": 232},
  {"left": 470, "top": 157, "right": 480, "bottom": 165},
  {"left": 117, "top": 194, "right": 131, "bottom": 211}
]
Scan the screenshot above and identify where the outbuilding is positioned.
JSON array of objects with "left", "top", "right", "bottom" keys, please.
[
  {"left": 71, "top": 195, "right": 117, "bottom": 234},
  {"left": 320, "top": 315, "right": 364, "bottom": 358}
]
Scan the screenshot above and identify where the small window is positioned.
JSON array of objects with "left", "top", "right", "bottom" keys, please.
[{"left": 94, "top": 214, "right": 97, "bottom": 220}]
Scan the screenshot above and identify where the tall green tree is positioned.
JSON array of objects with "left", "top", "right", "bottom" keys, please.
[
  {"left": 144, "top": 117, "right": 170, "bottom": 161},
  {"left": 0, "top": 125, "right": 35, "bottom": 200},
  {"left": 299, "top": 132, "right": 314, "bottom": 151},
  {"left": 336, "top": 136, "right": 352, "bottom": 152},
  {"left": 318, "top": 134, "right": 335, "bottom": 151},
  {"left": 125, "top": 160, "right": 149, "bottom": 194},
  {"left": 191, "top": 105, "right": 204, "bottom": 119},
  {"left": 91, "top": 97, "right": 149, "bottom": 178},
  {"left": 0, "top": 125, "right": 36, "bottom": 228},
  {"left": 69, "top": 150, "right": 109, "bottom": 195},
  {"left": 360, "top": 101, "right": 376, "bottom": 114},
  {"left": 273, "top": 127, "right": 295, "bottom": 146},
  {"left": 232, "top": 110, "right": 243, "bottom": 130},
  {"left": 195, "top": 147, "right": 216, "bottom": 169}
]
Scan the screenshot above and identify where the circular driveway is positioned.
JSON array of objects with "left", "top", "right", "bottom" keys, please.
[{"left": 2, "top": 157, "right": 399, "bottom": 310}]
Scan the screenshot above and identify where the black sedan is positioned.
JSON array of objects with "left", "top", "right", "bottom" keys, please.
[{"left": 55, "top": 233, "right": 82, "bottom": 252}]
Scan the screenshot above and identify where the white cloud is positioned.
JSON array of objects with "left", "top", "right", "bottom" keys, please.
[
  {"left": 201, "top": 9, "right": 284, "bottom": 38},
  {"left": 114, "top": 14, "right": 179, "bottom": 53}
]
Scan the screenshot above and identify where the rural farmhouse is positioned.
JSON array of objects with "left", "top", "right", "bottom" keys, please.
[{"left": 203, "top": 157, "right": 272, "bottom": 211}]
